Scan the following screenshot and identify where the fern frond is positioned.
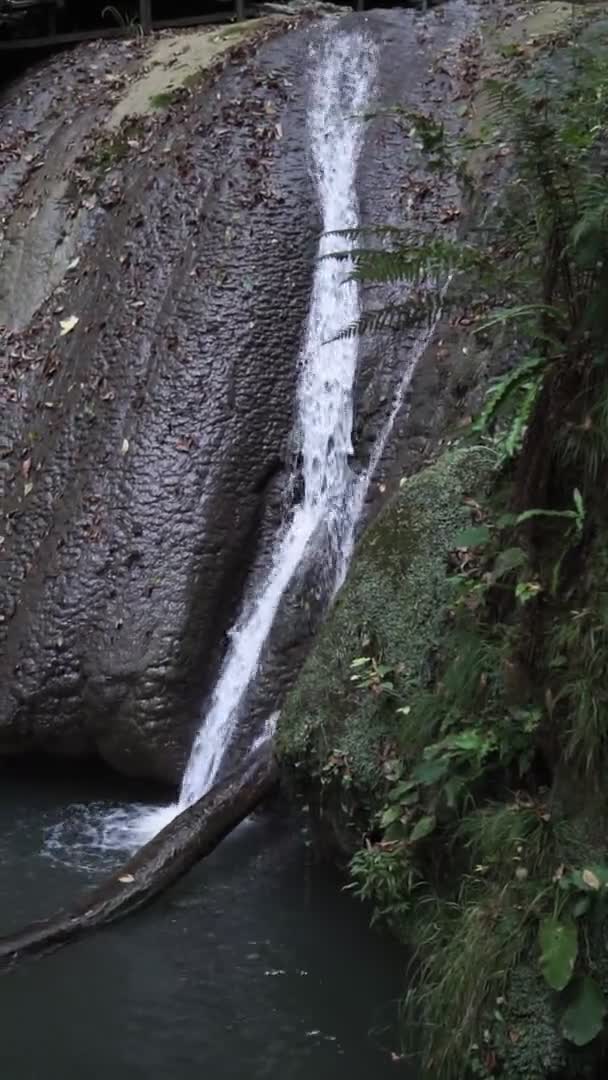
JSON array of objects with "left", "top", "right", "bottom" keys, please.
[
  {"left": 348, "top": 241, "right": 489, "bottom": 287},
  {"left": 483, "top": 79, "right": 537, "bottom": 130},
  {"left": 321, "top": 245, "right": 422, "bottom": 271},
  {"left": 472, "top": 355, "right": 550, "bottom": 436},
  {"left": 326, "top": 226, "right": 408, "bottom": 242},
  {"left": 323, "top": 239, "right": 489, "bottom": 288},
  {"left": 502, "top": 375, "right": 543, "bottom": 459},
  {"left": 330, "top": 293, "right": 440, "bottom": 341},
  {"left": 473, "top": 304, "right": 565, "bottom": 335},
  {"left": 571, "top": 176, "right": 608, "bottom": 252}
]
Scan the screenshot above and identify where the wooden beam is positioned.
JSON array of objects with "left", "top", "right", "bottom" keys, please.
[{"left": 140, "top": 0, "right": 152, "bottom": 34}]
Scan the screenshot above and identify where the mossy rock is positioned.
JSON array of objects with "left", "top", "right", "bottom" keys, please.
[{"left": 277, "top": 446, "right": 495, "bottom": 811}]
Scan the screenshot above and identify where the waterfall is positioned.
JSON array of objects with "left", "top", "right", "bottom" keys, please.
[
  {"left": 42, "top": 26, "right": 444, "bottom": 863},
  {"left": 178, "top": 32, "right": 378, "bottom": 808},
  {"left": 112, "top": 31, "right": 379, "bottom": 843}
]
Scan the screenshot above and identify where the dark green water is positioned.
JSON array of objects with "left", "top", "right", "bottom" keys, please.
[{"left": 0, "top": 768, "right": 411, "bottom": 1079}]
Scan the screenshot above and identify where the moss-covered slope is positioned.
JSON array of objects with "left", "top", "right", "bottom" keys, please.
[{"left": 278, "top": 446, "right": 495, "bottom": 843}]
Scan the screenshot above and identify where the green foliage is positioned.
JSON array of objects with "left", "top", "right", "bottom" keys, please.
[
  {"left": 349, "top": 655, "right": 396, "bottom": 695},
  {"left": 331, "top": 291, "right": 441, "bottom": 342},
  {"left": 453, "top": 524, "right": 491, "bottom": 548},
  {"left": 548, "top": 591, "right": 608, "bottom": 775},
  {"left": 561, "top": 977, "right": 606, "bottom": 1047},
  {"left": 149, "top": 90, "right": 181, "bottom": 109},
  {"left": 334, "top": 32, "right": 608, "bottom": 494},
  {"left": 410, "top": 814, "right": 436, "bottom": 842},
  {"left": 87, "top": 120, "right": 143, "bottom": 172},
  {"left": 484, "top": 966, "right": 566, "bottom": 1080},
  {"left": 349, "top": 843, "right": 417, "bottom": 927},
  {"left": 539, "top": 917, "right": 578, "bottom": 992},
  {"left": 471, "top": 355, "right": 548, "bottom": 463},
  {"left": 282, "top": 18, "right": 608, "bottom": 1079},
  {"left": 515, "top": 488, "right": 585, "bottom": 538},
  {"left": 101, "top": 4, "right": 143, "bottom": 33},
  {"left": 410, "top": 883, "right": 534, "bottom": 1079}
]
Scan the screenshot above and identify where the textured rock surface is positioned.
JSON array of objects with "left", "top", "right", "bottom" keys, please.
[
  {"left": 0, "top": 22, "right": 318, "bottom": 781},
  {"left": 0, "top": 4, "right": 486, "bottom": 782}
]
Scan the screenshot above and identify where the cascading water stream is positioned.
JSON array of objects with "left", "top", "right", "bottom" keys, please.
[
  {"left": 178, "top": 33, "right": 377, "bottom": 809},
  {"left": 43, "top": 27, "right": 438, "bottom": 860},
  {"left": 102, "top": 31, "right": 380, "bottom": 844}
]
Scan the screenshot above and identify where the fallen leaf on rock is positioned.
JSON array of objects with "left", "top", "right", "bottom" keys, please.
[
  {"left": 583, "top": 868, "right": 601, "bottom": 891},
  {"left": 59, "top": 315, "right": 79, "bottom": 336}
]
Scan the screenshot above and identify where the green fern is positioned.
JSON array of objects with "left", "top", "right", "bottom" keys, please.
[
  {"left": 326, "top": 225, "right": 407, "bottom": 243},
  {"left": 331, "top": 293, "right": 441, "bottom": 341},
  {"left": 331, "top": 34, "right": 608, "bottom": 500},
  {"left": 325, "top": 236, "right": 488, "bottom": 339},
  {"left": 503, "top": 375, "right": 543, "bottom": 460},
  {"left": 472, "top": 356, "right": 548, "bottom": 436},
  {"left": 346, "top": 241, "right": 489, "bottom": 287}
]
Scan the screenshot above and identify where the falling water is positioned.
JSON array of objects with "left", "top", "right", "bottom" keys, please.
[
  {"left": 178, "top": 32, "right": 378, "bottom": 809},
  {"left": 46, "top": 25, "right": 445, "bottom": 863},
  {"left": 87, "top": 31, "right": 380, "bottom": 846},
  {"left": 41, "top": 28, "right": 445, "bottom": 861}
]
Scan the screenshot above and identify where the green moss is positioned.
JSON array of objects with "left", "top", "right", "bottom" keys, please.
[
  {"left": 496, "top": 967, "right": 566, "bottom": 1080},
  {"left": 277, "top": 447, "right": 495, "bottom": 804},
  {"left": 149, "top": 89, "right": 181, "bottom": 109},
  {"left": 88, "top": 119, "right": 143, "bottom": 170}
]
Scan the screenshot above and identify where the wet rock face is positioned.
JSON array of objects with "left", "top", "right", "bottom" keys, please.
[
  {"left": 0, "top": 27, "right": 318, "bottom": 782},
  {"left": 217, "top": 2, "right": 488, "bottom": 770},
  {"left": 0, "top": 4, "right": 485, "bottom": 783}
]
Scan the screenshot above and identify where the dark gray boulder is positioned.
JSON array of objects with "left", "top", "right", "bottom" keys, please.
[
  {"left": 0, "top": 3, "right": 481, "bottom": 782},
  {"left": 0, "top": 25, "right": 318, "bottom": 781}
]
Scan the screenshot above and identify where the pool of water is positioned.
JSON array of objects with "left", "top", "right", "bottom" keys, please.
[{"left": 0, "top": 767, "right": 412, "bottom": 1079}]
